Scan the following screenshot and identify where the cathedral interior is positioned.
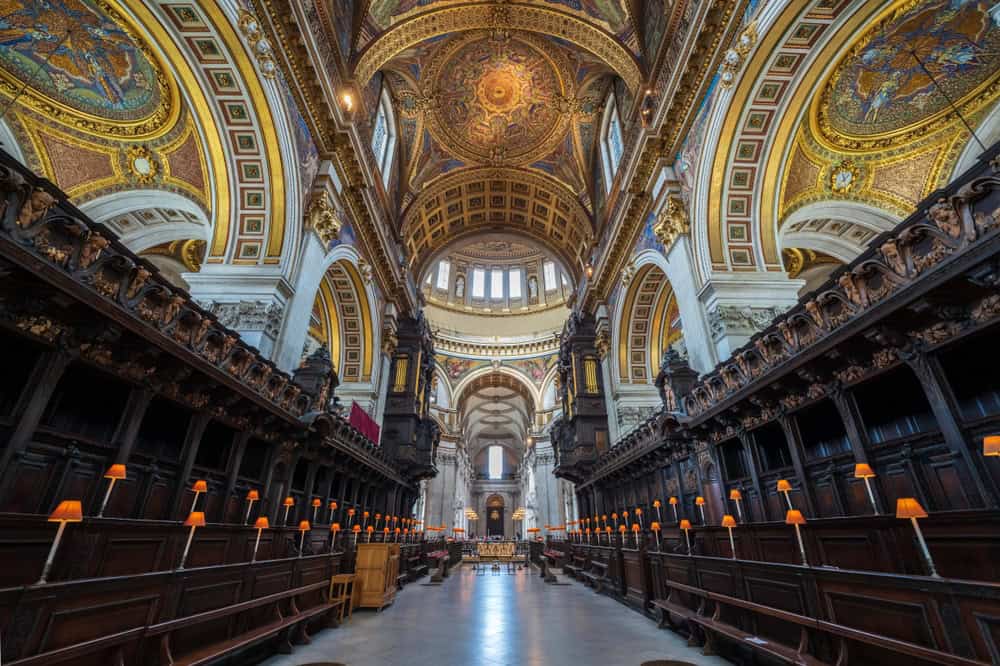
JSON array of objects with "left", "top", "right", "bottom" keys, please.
[{"left": 0, "top": 0, "right": 999, "bottom": 664}]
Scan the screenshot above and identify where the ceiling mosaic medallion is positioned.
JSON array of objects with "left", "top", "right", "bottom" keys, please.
[
  {"left": 816, "top": 0, "right": 1000, "bottom": 150},
  {"left": 0, "top": 0, "right": 176, "bottom": 138},
  {"left": 425, "top": 32, "right": 571, "bottom": 165}
]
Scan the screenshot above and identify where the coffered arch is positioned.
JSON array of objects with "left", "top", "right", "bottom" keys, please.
[
  {"left": 354, "top": 3, "right": 642, "bottom": 93},
  {"left": 402, "top": 168, "right": 594, "bottom": 283},
  {"left": 615, "top": 263, "right": 681, "bottom": 385}
]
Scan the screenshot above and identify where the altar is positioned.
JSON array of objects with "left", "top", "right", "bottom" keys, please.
[{"left": 475, "top": 541, "right": 518, "bottom": 560}]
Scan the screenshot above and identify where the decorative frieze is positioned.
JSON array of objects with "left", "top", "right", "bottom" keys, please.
[
  {"left": 707, "top": 305, "right": 785, "bottom": 342},
  {"left": 203, "top": 300, "right": 284, "bottom": 339}
]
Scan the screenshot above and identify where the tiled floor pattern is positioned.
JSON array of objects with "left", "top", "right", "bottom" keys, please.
[{"left": 261, "top": 564, "right": 728, "bottom": 666}]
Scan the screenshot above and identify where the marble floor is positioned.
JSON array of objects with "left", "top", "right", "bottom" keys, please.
[{"left": 261, "top": 564, "right": 728, "bottom": 666}]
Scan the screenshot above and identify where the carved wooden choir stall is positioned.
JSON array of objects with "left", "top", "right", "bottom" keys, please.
[
  {"left": 549, "top": 144, "right": 1000, "bottom": 665},
  {"left": 0, "top": 149, "right": 439, "bottom": 664}
]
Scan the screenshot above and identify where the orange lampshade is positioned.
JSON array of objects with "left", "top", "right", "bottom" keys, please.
[
  {"left": 651, "top": 522, "right": 661, "bottom": 531},
  {"left": 585, "top": 528, "right": 591, "bottom": 534},
  {"left": 347, "top": 508, "right": 355, "bottom": 515},
  {"left": 653, "top": 500, "right": 661, "bottom": 508},
  {"left": 246, "top": 489, "right": 260, "bottom": 501},
  {"left": 298, "top": 520, "right": 311, "bottom": 531},
  {"left": 785, "top": 510, "right": 806, "bottom": 525},
  {"left": 384, "top": 527, "right": 390, "bottom": 533},
  {"left": 331, "top": 522, "right": 341, "bottom": 532},
  {"left": 601, "top": 514, "right": 607, "bottom": 520},
  {"left": 695, "top": 496, "right": 705, "bottom": 506},
  {"left": 635, "top": 508, "right": 642, "bottom": 515},
  {"left": 104, "top": 464, "right": 127, "bottom": 480},
  {"left": 254, "top": 516, "right": 269, "bottom": 529},
  {"left": 363, "top": 511, "right": 370, "bottom": 517},
  {"left": 679, "top": 519, "right": 692, "bottom": 530},
  {"left": 329, "top": 501, "right": 338, "bottom": 510},
  {"left": 896, "top": 497, "right": 927, "bottom": 519},
  {"left": 192, "top": 480, "right": 208, "bottom": 493},
  {"left": 618, "top": 525, "right": 626, "bottom": 533},
  {"left": 611, "top": 512, "right": 618, "bottom": 519},
  {"left": 669, "top": 497, "right": 678, "bottom": 505},
  {"left": 376, "top": 513, "right": 382, "bottom": 519},
  {"left": 721, "top": 515, "right": 737, "bottom": 528},
  {"left": 622, "top": 511, "right": 629, "bottom": 517},
  {"left": 605, "top": 526, "right": 611, "bottom": 533},
  {"left": 393, "top": 516, "right": 398, "bottom": 522},
  {"left": 776, "top": 479, "right": 792, "bottom": 492},
  {"left": 283, "top": 496, "right": 295, "bottom": 507},
  {"left": 352, "top": 525, "right": 361, "bottom": 532},
  {"left": 366, "top": 525, "right": 374, "bottom": 532},
  {"left": 631, "top": 524, "right": 639, "bottom": 532},
  {"left": 184, "top": 511, "right": 206, "bottom": 527},
  {"left": 729, "top": 489, "right": 742, "bottom": 500},
  {"left": 312, "top": 499, "right": 321, "bottom": 508},
  {"left": 854, "top": 463, "right": 876, "bottom": 479},
  {"left": 48, "top": 500, "right": 83, "bottom": 522},
  {"left": 984, "top": 436, "right": 1000, "bottom": 456}
]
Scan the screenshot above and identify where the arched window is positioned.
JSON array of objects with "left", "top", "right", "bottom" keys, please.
[
  {"left": 600, "top": 94, "right": 624, "bottom": 192},
  {"left": 371, "top": 86, "right": 397, "bottom": 187},
  {"left": 488, "top": 446, "right": 503, "bottom": 480}
]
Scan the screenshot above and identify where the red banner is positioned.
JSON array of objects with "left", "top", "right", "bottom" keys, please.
[{"left": 349, "top": 402, "right": 380, "bottom": 444}]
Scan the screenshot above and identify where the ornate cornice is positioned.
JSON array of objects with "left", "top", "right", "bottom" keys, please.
[{"left": 583, "top": 0, "right": 748, "bottom": 312}]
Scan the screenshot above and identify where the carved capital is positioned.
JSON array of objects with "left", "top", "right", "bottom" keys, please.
[{"left": 305, "top": 193, "right": 341, "bottom": 246}]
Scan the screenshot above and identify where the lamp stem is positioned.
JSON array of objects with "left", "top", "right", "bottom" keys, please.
[
  {"left": 794, "top": 523, "right": 808, "bottom": 566},
  {"left": 37, "top": 520, "right": 67, "bottom": 585},
  {"left": 783, "top": 491, "right": 793, "bottom": 510},
  {"left": 735, "top": 500, "right": 743, "bottom": 523},
  {"left": 244, "top": 499, "right": 255, "bottom": 525},
  {"left": 656, "top": 507, "right": 662, "bottom": 523},
  {"left": 699, "top": 504, "right": 706, "bottom": 524},
  {"left": 283, "top": 505, "right": 291, "bottom": 525},
  {"left": 97, "top": 478, "right": 116, "bottom": 518},
  {"left": 299, "top": 529, "right": 307, "bottom": 557},
  {"left": 312, "top": 507, "right": 318, "bottom": 523},
  {"left": 671, "top": 505, "right": 677, "bottom": 522},
  {"left": 910, "top": 517, "right": 939, "bottom": 578},
  {"left": 684, "top": 530, "right": 691, "bottom": 556},
  {"left": 863, "top": 477, "right": 878, "bottom": 514},
  {"left": 252, "top": 528, "right": 262, "bottom": 563},
  {"left": 179, "top": 524, "right": 197, "bottom": 569},
  {"left": 728, "top": 527, "right": 736, "bottom": 560},
  {"left": 190, "top": 491, "right": 201, "bottom": 515}
]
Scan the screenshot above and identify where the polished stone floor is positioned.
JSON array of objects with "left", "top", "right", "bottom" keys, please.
[{"left": 262, "top": 564, "right": 727, "bottom": 666}]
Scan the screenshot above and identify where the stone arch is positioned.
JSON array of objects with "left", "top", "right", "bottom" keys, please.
[
  {"left": 81, "top": 190, "right": 212, "bottom": 253},
  {"left": 614, "top": 263, "right": 680, "bottom": 385},
  {"left": 779, "top": 201, "right": 899, "bottom": 263},
  {"left": 953, "top": 99, "right": 1000, "bottom": 177}
]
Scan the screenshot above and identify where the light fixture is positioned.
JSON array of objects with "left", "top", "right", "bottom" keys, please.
[
  {"left": 679, "top": 519, "right": 692, "bottom": 555},
  {"left": 695, "top": 496, "right": 706, "bottom": 523},
  {"left": 97, "top": 464, "right": 126, "bottom": 518},
  {"left": 721, "top": 514, "right": 737, "bottom": 559},
  {"left": 39, "top": 500, "right": 83, "bottom": 584},
  {"left": 776, "top": 479, "right": 793, "bottom": 510},
  {"left": 251, "top": 516, "right": 269, "bottom": 562},
  {"left": 245, "top": 489, "right": 260, "bottom": 524},
  {"left": 341, "top": 90, "right": 354, "bottom": 113},
  {"left": 298, "top": 520, "right": 311, "bottom": 556},
  {"left": 585, "top": 263, "right": 594, "bottom": 279},
  {"left": 896, "top": 498, "right": 938, "bottom": 577},
  {"left": 854, "top": 463, "right": 879, "bottom": 514},
  {"left": 785, "top": 510, "right": 808, "bottom": 566},
  {"left": 669, "top": 497, "right": 678, "bottom": 521},
  {"left": 283, "top": 496, "right": 295, "bottom": 524},
  {"left": 311, "top": 498, "right": 322, "bottom": 523},
  {"left": 190, "top": 480, "right": 208, "bottom": 514},
  {"left": 179, "top": 511, "right": 206, "bottom": 570},
  {"left": 984, "top": 435, "right": 1000, "bottom": 456},
  {"left": 728, "top": 489, "right": 743, "bottom": 522}
]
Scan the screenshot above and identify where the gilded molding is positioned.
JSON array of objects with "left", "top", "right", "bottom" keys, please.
[
  {"left": 652, "top": 195, "right": 690, "bottom": 252},
  {"left": 353, "top": 3, "right": 642, "bottom": 92}
]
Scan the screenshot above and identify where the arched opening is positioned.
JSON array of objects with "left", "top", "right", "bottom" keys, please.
[{"left": 485, "top": 494, "right": 505, "bottom": 537}]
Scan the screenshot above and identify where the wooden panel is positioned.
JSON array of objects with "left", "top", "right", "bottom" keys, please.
[{"left": 40, "top": 594, "right": 157, "bottom": 653}]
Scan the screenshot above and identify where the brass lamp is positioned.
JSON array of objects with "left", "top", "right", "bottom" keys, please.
[
  {"left": 38, "top": 500, "right": 83, "bottom": 584},
  {"left": 679, "top": 519, "right": 692, "bottom": 555},
  {"left": 190, "top": 480, "right": 208, "bottom": 514},
  {"left": 776, "top": 479, "right": 793, "bottom": 510},
  {"left": 298, "top": 520, "right": 311, "bottom": 556},
  {"left": 650, "top": 521, "right": 661, "bottom": 552},
  {"left": 854, "top": 463, "right": 879, "bottom": 514},
  {"left": 695, "top": 496, "right": 706, "bottom": 523},
  {"left": 311, "top": 498, "right": 322, "bottom": 523},
  {"left": 722, "top": 514, "right": 737, "bottom": 559},
  {"left": 669, "top": 496, "right": 678, "bottom": 522},
  {"left": 653, "top": 499, "right": 662, "bottom": 523},
  {"left": 97, "top": 464, "right": 126, "bottom": 518},
  {"left": 282, "top": 496, "right": 295, "bottom": 524},
  {"left": 897, "top": 498, "right": 938, "bottom": 577},
  {"left": 328, "top": 500, "right": 338, "bottom": 523},
  {"left": 786, "top": 510, "right": 808, "bottom": 566},
  {"left": 179, "top": 511, "right": 206, "bottom": 570},
  {"left": 330, "top": 522, "right": 341, "bottom": 552},
  {"left": 251, "top": 516, "right": 268, "bottom": 562},
  {"left": 244, "top": 489, "right": 259, "bottom": 524},
  {"left": 729, "top": 489, "right": 744, "bottom": 523}
]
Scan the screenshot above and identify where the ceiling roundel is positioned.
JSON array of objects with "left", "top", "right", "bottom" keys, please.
[
  {"left": 425, "top": 32, "right": 571, "bottom": 165},
  {"left": 816, "top": 0, "right": 1000, "bottom": 149},
  {"left": 0, "top": 0, "right": 176, "bottom": 138}
]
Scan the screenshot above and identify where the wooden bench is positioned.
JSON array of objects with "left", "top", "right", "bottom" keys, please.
[
  {"left": 406, "top": 554, "right": 428, "bottom": 581},
  {"left": 659, "top": 579, "right": 985, "bottom": 666},
  {"left": 146, "top": 581, "right": 342, "bottom": 666},
  {"left": 542, "top": 549, "right": 564, "bottom": 569},
  {"left": 563, "top": 553, "right": 587, "bottom": 579},
  {"left": 426, "top": 550, "right": 450, "bottom": 582}
]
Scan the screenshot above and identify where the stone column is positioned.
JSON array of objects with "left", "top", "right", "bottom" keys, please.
[{"left": 594, "top": 306, "right": 620, "bottom": 444}]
